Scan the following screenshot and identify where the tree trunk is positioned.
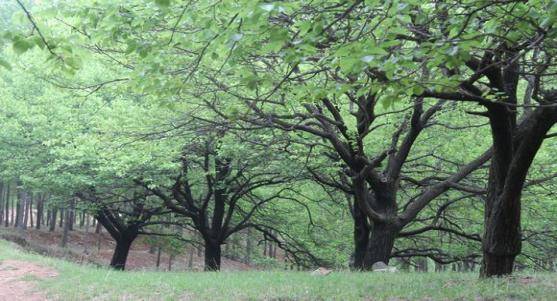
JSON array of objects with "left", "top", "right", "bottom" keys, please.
[
  {"left": 435, "top": 262, "right": 445, "bottom": 272},
  {"left": 350, "top": 205, "right": 370, "bottom": 269},
  {"left": 0, "top": 182, "right": 4, "bottom": 225},
  {"left": 362, "top": 222, "right": 398, "bottom": 268},
  {"left": 168, "top": 254, "right": 174, "bottom": 271},
  {"left": 204, "top": 241, "right": 222, "bottom": 271},
  {"left": 244, "top": 228, "right": 252, "bottom": 264},
  {"left": 4, "top": 184, "right": 9, "bottom": 227},
  {"left": 59, "top": 208, "right": 64, "bottom": 228},
  {"left": 481, "top": 204, "right": 520, "bottom": 276},
  {"left": 10, "top": 191, "right": 15, "bottom": 227},
  {"left": 49, "top": 209, "right": 57, "bottom": 232},
  {"left": 68, "top": 201, "right": 75, "bottom": 231},
  {"left": 85, "top": 214, "right": 90, "bottom": 233},
  {"left": 15, "top": 195, "right": 24, "bottom": 229},
  {"left": 28, "top": 194, "right": 33, "bottom": 228},
  {"left": 22, "top": 194, "right": 28, "bottom": 229},
  {"left": 156, "top": 246, "right": 162, "bottom": 268},
  {"left": 60, "top": 206, "right": 71, "bottom": 247},
  {"left": 110, "top": 238, "right": 133, "bottom": 270},
  {"left": 36, "top": 196, "right": 43, "bottom": 230}
]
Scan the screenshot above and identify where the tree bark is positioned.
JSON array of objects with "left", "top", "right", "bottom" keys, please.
[
  {"left": 156, "top": 246, "right": 162, "bottom": 268},
  {"left": 0, "top": 182, "right": 4, "bottom": 225},
  {"left": 362, "top": 222, "right": 398, "bottom": 268},
  {"left": 59, "top": 208, "right": 64, "bottom": 228},
  {"left": 244, "top": 228, "right": 252, "bottom": 264},
  {"left": 36, "top": 195, "right": 43, "bottom": 230},
  {"left": 204, "top": 241, "right": 222, "bottom": 271},
  {"left": 480, "top": 105, "right": 557, "bottom": 277},
  {"left": 10, "top": 191, "right": 15, "bottom": 227},
  {"left": 28, "top": 194, "right": 33, "bottom": 228},
  {"left": 168, "top": 254, "right": 174, "bottom": 271},
  {"left": 49, "top": 208, "right": 57, "bottom": 232},
  {"left": 60, "top": 205, "right": 71, "bottom": 247},
  {"left": 22, "top": 194, "right": 28, "bottom": 229},
  {"left": 350, "top": 205, "right": 370, "bottom": 269},
  {"left": 4, "top": 184, "right": 9, "bottom": 227},
  {"left": 15, "top": 196, "right": 23, "bottom": 229},
  {"left": 110, "top": 238, "right": 134, "bottom": 270}
]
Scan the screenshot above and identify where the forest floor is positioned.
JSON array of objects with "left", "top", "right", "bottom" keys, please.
[
  {"left": 0, "top": 240, "right": 556, "bottom": 300},
  {"left": 0, "top": 227, "right": 251, "bottom": 271}
]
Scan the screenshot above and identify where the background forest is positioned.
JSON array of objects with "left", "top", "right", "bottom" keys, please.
[{"left": 0, "top": 1, "right": 556, "bottom": 298}]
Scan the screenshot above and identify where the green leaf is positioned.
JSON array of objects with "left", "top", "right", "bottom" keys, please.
[
  {"left": 0, "top": 58, "right": 11, "bottom": 70},
  {"left": 154, "top": 0, "right": 170, "bottom": 7},
  {"left": 12, "top": 38, "right": 34, "bottom": 55}
]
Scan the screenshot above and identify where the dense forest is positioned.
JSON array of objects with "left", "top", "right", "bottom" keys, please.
[{"left": 0, "top": 0, "right": 555, "bottom": 288}]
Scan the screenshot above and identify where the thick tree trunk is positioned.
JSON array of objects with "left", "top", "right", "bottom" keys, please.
[
  {"left": 481, "top": 192, "right": 521, "bottom": 277},
  {"left": 110, "top": 238, "right": 133, "bottom": 270},
  {"left": 362, "top": 222, "right": 398, "bottom": 268},
  {"left": 350, "top": 205, "right": 370, "bottom": 269},
  {"left": 204, "top": 241, "right": 222, "bottom": 271}
]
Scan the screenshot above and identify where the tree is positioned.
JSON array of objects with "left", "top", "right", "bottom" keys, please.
[
  {"left": 77, "top": 188, "right": 172, "bottom": 270},
  {"left": 416, "top": 0, "right": 557, "bottom": 276},
  {"left": 141, "top": 129, "right": 307, "bottom": 271}
]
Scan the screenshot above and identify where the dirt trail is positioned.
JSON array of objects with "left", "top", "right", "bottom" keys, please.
[{"left": 0, "top": 260, "right": 57, "bottom": 301}]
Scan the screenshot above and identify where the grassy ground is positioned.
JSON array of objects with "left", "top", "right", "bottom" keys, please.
[{"left": 0, "top": 240, "right": 555, "bottom": 300}]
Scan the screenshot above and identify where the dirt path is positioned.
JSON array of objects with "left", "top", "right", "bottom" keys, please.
[{"left": 0, "top": 260, "right": 57, "bottom": 301}]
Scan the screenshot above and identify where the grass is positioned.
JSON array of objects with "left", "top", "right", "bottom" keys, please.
[{"left": 0, "top": 240, "right": 555, "bottom": 300}]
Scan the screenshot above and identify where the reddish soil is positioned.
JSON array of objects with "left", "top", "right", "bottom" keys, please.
[
  {"left": 0, "top": 259, "right": 57, "bottom": 301},
  {"left": 6, "top": 227, "right": 252, "bottom": 271}
]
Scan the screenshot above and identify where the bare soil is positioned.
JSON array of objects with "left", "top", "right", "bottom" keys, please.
[
  {"left": 1, "top": 227, "right": 252, "bottom": 271},
  {"left": 0, "top": 259, "right": 57, "bottom": 301}
]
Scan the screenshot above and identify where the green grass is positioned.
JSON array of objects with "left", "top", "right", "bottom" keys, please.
[{"left": 0, "top": 240, "right": 555, "bottom": 301}]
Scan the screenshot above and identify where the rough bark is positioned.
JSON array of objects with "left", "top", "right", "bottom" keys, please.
[
  {"left": 110, "top": 237, "right": 134, "bottom": 270},
  {"left": 350, "top": 205, "right": 369, "bottom": 269},
  {"left": 363, "top": 222, "right": 398, "bottom": 267},
  {"left": 204, "top": 241, "right": 222, "bottom": 271}
]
